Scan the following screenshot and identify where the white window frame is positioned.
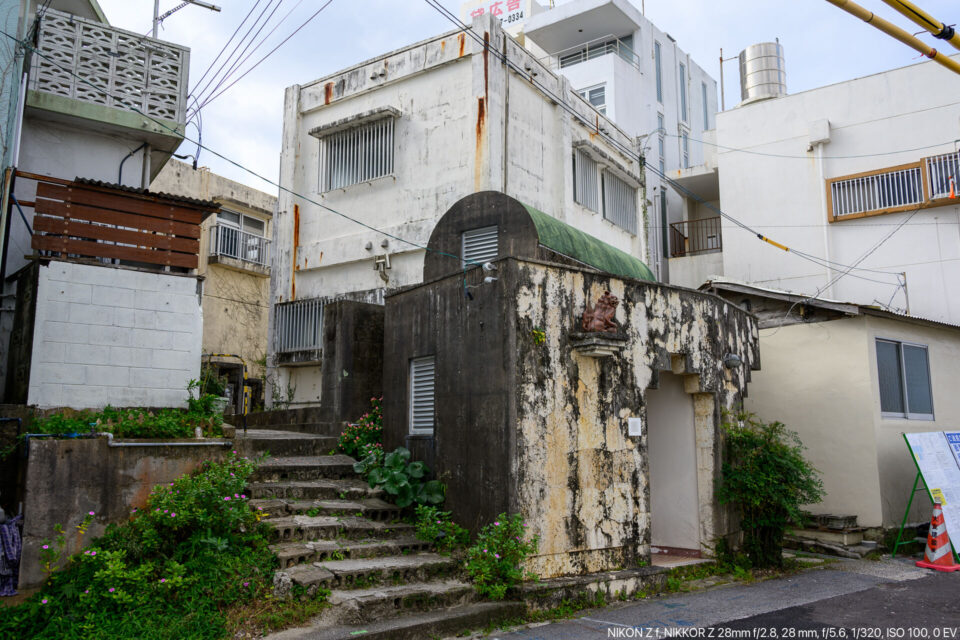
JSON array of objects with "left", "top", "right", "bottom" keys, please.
[
  {"left": 701, "top": 81, "right": 709, "bottom": 130},
  {"left": 409, "top": 356, "right": 436, "bottom": 435},
  {"left": 577, "top": 84, "right": 606, "bottom": 115},
  {"left": 654, "top": 41, "right": 663, "bottom": 103},
  {"left": 681, "top": 131, "right": 690, "bottom": 169},
  {"left": 876, "top": 338, "right": 934, "bottom": 421},
  {"left": 601, "top": 169, "right": 638, "bottom": 235},
  {"left": 678, "top": 62, "right": 688, "bottom": 122},
  {"left": 573, "top": 148, "right": 600, "bottom": 213}
]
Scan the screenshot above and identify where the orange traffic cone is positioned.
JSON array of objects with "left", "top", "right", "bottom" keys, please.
[
  {"left": 915, "top": 500, "right": 960, "bottom": 572},
  {"left": 950, "top": 177, "right": 956, "bottom": 199}
]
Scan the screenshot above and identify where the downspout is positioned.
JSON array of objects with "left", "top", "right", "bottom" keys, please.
[
  {"left": 118, "top": 142, "right": 147, "bottom": 185},
  {"left": 140, "top": 144, "right": 152, "bottom": 189},
  {"left": 501, "top": 36, "right": 509, "bottom": 194},
  {"left": 816, "top": 142, "right": 836, "bottom": 298}
]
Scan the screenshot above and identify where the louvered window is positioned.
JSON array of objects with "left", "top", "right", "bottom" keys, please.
[
  {"left": 461, "top": 226, "right": 498, "bottom": 268},
  {"left": 409, "top": 357, "right": 436, "bottom": 435},
  {"left": 318, "top": 118, "right": 394, "bottom": 192},
  {"left": 602, "top": 170, "right": 638, "bottom": 235},
  {"left": 573, "top": 148, "right": 599, "bottom": 212}
]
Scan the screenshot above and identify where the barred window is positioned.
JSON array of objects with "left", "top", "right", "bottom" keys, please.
[
  {"left": 602, "top": 170, "right": 638, "bottom": 234},
  {"left": 573, "top": 148, "right": 600, "bottom": 212},
  {"left": 318, "top": 118, "right": 394, "bottom": 192}
]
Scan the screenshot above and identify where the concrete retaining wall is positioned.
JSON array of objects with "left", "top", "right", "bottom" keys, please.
[{"left": 18, "top": 436, "right": 231, "bottom": 590}]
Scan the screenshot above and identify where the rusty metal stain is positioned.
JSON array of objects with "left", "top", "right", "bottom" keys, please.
[
  {"left": 483, "top": 31, "right": 490, "bottom": 97},
  {"left": 292, "top": 203, "right": 300, "bottom": 300},
  {"left": 458, "top": 33, "right": 465, "bottom": 57},
  {"left": 476, "top": 97, "right": 486, "bottom": 142},
  {"left": 441, "top": 39, "right": 446, "bottom": 53},
  {"left": 324, "top": 82, "right": 334, "bottom": 105}
]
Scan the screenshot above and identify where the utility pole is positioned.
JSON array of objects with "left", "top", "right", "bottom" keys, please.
[
  {"left": 718, "top": 48, "right": 738, "bottom": 111},
  {"left": 153, "top": 0, "right": 222, "bottom": 38}
]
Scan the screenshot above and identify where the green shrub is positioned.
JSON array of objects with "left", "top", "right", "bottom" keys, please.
[
  {"left": 337, "top": 397, "right": 383, "bottom": 459},
  {"left": 31, "top": 403, "right": 223, "bottom": 440},
  {"left": 716, "top": 410, "right": 824, "bottom": 568},
  {"left": 464, "top": 513, "right": 539, "bottom": 600},
  {"left": 0, "top": 454, "right": 281, "bottom": 639},
  {"left": 414, "top": 505, "right": 469, "bottom": 552},
  {"left": 353, "top": 446, "right": 444, "bottom": 509},
  {"left": 198, "top": 366, "right": 227, "bottom": 398}
]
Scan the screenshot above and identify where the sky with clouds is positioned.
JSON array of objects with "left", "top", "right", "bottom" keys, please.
[{"left": 96, "top": 0, "right": 960, "bottom": 194}]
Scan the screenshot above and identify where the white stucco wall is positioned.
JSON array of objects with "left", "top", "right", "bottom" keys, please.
[
  {"left": 715, "top": 55, "right": 960, "bottom": 325},
  {"left": 28, "top": 261, "right": 202, "bottom": 409},
  {"left": 744, "top": 313, "right": 960, "bottom": 529},
  {"left": 647, "top": 371, "right": 700, "bottom": 551}
]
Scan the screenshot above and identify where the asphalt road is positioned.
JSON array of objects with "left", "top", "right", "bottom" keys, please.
[{"left": 483, "top": 559, "right": 960, "bottom": 640}]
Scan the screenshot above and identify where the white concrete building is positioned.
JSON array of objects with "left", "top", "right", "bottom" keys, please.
[
  {"left": 271, "top": 13, "right": 648, "bottom": 406},
  {"left": 1, "top": 2, "right": 211, "bottom": 409},
  {"left": 671, "top": 54, "right": 960, "bottom": 325},
  {"left": 522, "top": 0, "right": 718, "bottom": 281}
]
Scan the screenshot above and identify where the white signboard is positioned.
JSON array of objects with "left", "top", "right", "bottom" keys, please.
[
  {"left": 459, "top": 0, "right": 530, "bottom": 30},
  {"left": 904, "top": 431, "right": 960, "bottom": 549}
]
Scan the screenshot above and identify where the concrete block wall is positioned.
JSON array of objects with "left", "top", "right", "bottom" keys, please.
[{"left": 27, "top": 261, "right": 202, "bottom": 409}]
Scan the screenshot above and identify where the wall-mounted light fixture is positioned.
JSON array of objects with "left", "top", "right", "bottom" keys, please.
[{"left": 723, "top": 353, "right": 742, "bottom": 369}]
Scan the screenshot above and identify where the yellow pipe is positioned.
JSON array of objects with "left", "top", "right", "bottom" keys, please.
[
  {"left": 825, "top": 0, "right": 960, "bottom": 76},
  {"left": 880, "top": 0, "right": 960, "bottom": 52}
]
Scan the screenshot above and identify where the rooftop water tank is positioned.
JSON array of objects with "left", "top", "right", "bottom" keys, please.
[{"left": 738, "top": 41, "right": 786, "bottom": 106}]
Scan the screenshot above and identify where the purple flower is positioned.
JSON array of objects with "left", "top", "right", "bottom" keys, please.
[
  {"left": 88, "top": 511, "right": 95, "bottom": 516},
  {"left": 42, "top": 545, "right": 49, "bottom": 550},
  {"left": 160, "top": 578, "right": 166, "bottom": 583},
  {"left": 224, "top": 497, "right": 231, "bottom": 501},
  {"left": 241, "top": 494, "right": 247, "bottom": 499},
  {"left": 84, "top": 590, "right": 89, "bottom": 594},
  {"left": 90, "top": 551, "right": 97, "bottom": 556},
  {"left": 483, "top": 549, "right": 488, "bottom": 553},
  {"left": 170, "top": 513, "right": 177, "bottom": 518},
  {"left": 495, "top": 553, "right": 500, "bottom": 559},
  {"left": 108, "top": 587, "right": 115, "bottom": 593},
  {"left": 41, "top": 599, "right": 47, "bottom": 604},
  {"left": 243, "top": 581, "right": 249, "bottom": 587},
  {"left": 230, "top": 473, "right": 235, "bottom": 477},
  {"left": 164, "top": 510, "right": 169, "bottom": 514}
]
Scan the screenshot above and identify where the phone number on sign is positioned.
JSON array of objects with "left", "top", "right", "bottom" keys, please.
[{"left": 605, "top": 629, "right": 960, "bottom": 639}]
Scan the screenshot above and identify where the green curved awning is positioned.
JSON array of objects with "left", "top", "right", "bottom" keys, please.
[{"left": 522, "top": 204, "right": 656, "bottom": 282}]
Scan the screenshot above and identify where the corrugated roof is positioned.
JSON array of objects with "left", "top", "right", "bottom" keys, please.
[
  {"left": 73, "top": 178, "right": 220, "bottom": 209},
  {"left": 522, "top": 204, "right": 656, "bottom": 282}
]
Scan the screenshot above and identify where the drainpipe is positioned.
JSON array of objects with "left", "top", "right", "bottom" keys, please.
[
  {"left": 118, "top": 142, "right": 147, "bottom": 185},
  {"left": 140, "top": 144, "right": 152, "bottom": 189},
  {"left": 879, "top": 0, "right": 960, "bottom": 51},
  {"left": 815, "top": 142, "right": 835, "bottom": 298}
]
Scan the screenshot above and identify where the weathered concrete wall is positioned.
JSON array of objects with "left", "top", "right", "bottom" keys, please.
[
  {"left": 513, "top": 261, "right": 756, "bottom": 577},
  {"left": 319, "top": 301, "right": 384, "bottom": 425},
  {"left": 384, "top": 258, "right": 758, "bottom": 578},
  {"left": 27, "top": 260, "right": 202, "bottom": 409},
  {"left": 18, "top": 437, "right": 231, "bottom": 590}
]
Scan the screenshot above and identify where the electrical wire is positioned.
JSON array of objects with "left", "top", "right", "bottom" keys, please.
[
  {"left": 3, "top": 29, "right": 482, "bottom": 270},
  {"left": 188, "top": 0, "right": 266, "bottom": 106},
  {"left": 190, "top": 0, "right": 334, "bottom": 117}
]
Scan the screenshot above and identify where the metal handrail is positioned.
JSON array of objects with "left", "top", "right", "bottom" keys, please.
[
  {"left": 542, "top": 34, "right": 641, "bottom": 72},
  {"left": 670, "top": 217, "right": 722, "bottom": 257},
  {"left": 209, "top": 224, "right": 271, "bottom": 267}
]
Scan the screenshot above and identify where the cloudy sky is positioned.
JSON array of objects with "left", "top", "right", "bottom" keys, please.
[{"left": 96, "top": 0, "right": 960, "bottom": 194}]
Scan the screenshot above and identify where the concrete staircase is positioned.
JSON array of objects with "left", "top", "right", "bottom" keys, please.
[{"left": 235, "top": 426, "right": 524, "bottom": 639}]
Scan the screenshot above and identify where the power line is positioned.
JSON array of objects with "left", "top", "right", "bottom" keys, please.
[
  {"left": 3, "top": 30, "right": 481, "bottom": 271},
  {"left": 420, "top": 0, "right": 906, "bottom": 289},
  {"left": 190, "top": 0, "right": 333, "bottom": 117},
  {"left": 187, "top": 0, "right": 266, "bottom": 104}
]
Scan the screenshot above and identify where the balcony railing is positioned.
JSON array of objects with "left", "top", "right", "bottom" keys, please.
[
  {"left": 29, "top": 8, "right": 189, "bottom": 124},
  {"left": 542, "top": 35, "right": 641, "bottom": 73},
  {"left": 670, "top": 217, "right": 722, "bottom": 258},
  {"left": 925, "top": 151, "right": 960, "bottom": 200},
  {"left": 275, "top": 298, "right": 324, "bottom": 355},
  {"left": 209, "top": 224, "right": 270, "bottom": 267}
]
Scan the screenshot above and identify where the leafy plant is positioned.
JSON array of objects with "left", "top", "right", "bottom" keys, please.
[
  {"left": 31, "top": 402, "right": 223, "bottom": 440},
  {"left": 716, "top": 409, "right": 824, "bottom": 568},
  {"left": 464, "top": 513, "right": 539, "bottom": 600},
  {"left": 413, "top": 505, "right": 469, "bottom": 552},
  {"left": 337, "top": 397, "right": 383, "bottom": 459},
  {"left": 353, "top": 447, "right": 445, "bottom": 509},
  {"left": 198, "top": 366, "right": 227, "bottom": 398},
  {"left": 0, "top": 454, "right": 286, "bottom": 639}
]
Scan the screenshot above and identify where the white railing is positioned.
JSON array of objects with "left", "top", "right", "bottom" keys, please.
[
  {"left": 925, "top": 151, "right": 960, "bottom": 200},
  {"left": 829, "top": 166, "right": 923, "bottom": 218},
  {"left": 30, "top": 8, "right": 189, "bottom": 123},
  {"left": 543, "top": 35, "right": 641, "bottom": 73},
  {"left": 275, "top": 298, "right": 323, "bottom": 354},
  {"left": 209, "top": 225, "right": 270, "bottom": 267}
]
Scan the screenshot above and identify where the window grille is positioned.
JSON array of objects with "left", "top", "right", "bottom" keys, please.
[
  {"left": 654, "top": 41, "right": 663, "bottom": 103},
  {"left": 319, "top": 118, "right": 394, "bottom": 192},
  {"left": 829, "top": 167, "right": 922, "bottom": 218},
  {"left": 409, "top": 357, "right": 436, "bottom": 434},
  {"left": 602, "top": 171, "right": 638, "bottom": 234},
  {"left": 461, "top": 226, "right": 498, "bottom": 268},
  {"left": 925, "top": 151, "right": 960, "bottom": 199},
  {"left": 573, "top": 148, "right": 600, "bottom": 212},
  {"left": 275, "top": 298, "right": 323, "bottom": 354},
  {"left": 682, "top": 132, "right": 690, "bottom": 169},
  {"left": 701, "top": 82, "right": 709, "bottom": 130},
  {"left": 877, "top": 339, "right": 933, "bottom": 420}
]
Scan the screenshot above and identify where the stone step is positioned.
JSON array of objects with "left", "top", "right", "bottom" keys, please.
[
  {"left": 326, "top": 580, "right": 477, "bottom": 627},
  {"left": 247, "top": 478, "right": 381, "bottom": 501},
  {"left": 271, "top": 537, "right": 432, "bottom": 569},
  {"left": 248, "top": 422, "right": 345, "bottom": 437},
  {"left": 267, "top": 515, "right": 414, "bottom": 543},
  {"left": 265, "top": 601, "right": 526, "bottom": 640},
  {"left": 234, "top": 430, "right": 337, "bottom": 457},
  {"left": 252, "top": 456, "right": 356, "bottom": 482},
  {"left": 243, "top": 407, "right": 336, "bottom": 427},
  {"left": 251, "top": 497, "right": 400, "bottom": 522},
  {"left": 284, "top": 553, "right": 457, "bottom": 591}
]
